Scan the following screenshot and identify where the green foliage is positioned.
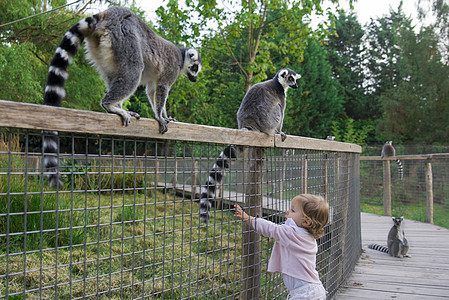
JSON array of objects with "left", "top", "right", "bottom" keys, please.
[
  {"left": 2, "top": 0, "right": 449, "bottom": 144},
  {"left": 0, "top": 43, "right": 44, "bottom": 103},
  {"left": 0, "top": 1, "right": 107, "bottom": 112},
  {"left": 284, "top": 38, "right": 344, "bottom": 139},
  {"left": 326, "top": 11, "right": 368, "bottom": 120},
  {"left": 331, "top": 118, "right": 375, "bottom": 145},
  {"left": 377, "top": 24, "right": 449, "bottom": 143}
]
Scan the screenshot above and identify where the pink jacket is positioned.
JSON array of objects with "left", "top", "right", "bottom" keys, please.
[{"left": 251, "top": 217, "right": 321, "bottom": 284}]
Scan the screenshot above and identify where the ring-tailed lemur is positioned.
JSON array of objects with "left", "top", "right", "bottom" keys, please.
[
  {"left": 199, "top": 68, "right": 301, "bottom": 223},
  {"left": 42, "top": 6, "right": 202, "bottom": 188},
  {"left": 381, "top": 141, "right": 403, "bottom": 180},
  {"left": 368, "top": 216, "right": 410, "bottom": 258}
]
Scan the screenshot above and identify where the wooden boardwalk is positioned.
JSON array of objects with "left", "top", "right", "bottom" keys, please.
[{"left": 335, "top": 213, "right": 449, "bottom": 299}]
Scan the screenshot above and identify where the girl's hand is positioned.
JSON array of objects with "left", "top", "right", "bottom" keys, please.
[{"left": 234, "top": 204, "right": 250, "bottom": 222}]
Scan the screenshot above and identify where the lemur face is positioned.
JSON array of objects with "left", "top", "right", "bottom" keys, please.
[
  {"left": 392, "top": 216, "right": 404, "bottom": 226},
  {"left": 278, "top": 69, "right": 301, "bottom": 89},
  {"left": 183, "top": 48, "right": 202, "bottom": 82}
]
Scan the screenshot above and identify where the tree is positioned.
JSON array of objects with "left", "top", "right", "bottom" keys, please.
[
  {"left": 152, "top": 0, "right": 349, "bottom": 131},
  {"left": 197, "top": 0, "right": 341, "bottom": 93},
  {"left": 326, "top": 11, "right": 366, "bottom": 120},
  {"left": 418, "top": 0, "right": 449, "bottom": 61},
  {"left": 283, "top": 37, "right": 343, "bottom": 138},
  {"left": 363, "top": 3, "right": 415, "bottom": 122},
  {"left": 377, "top": 25, "right": 449, "bottom": 143}
]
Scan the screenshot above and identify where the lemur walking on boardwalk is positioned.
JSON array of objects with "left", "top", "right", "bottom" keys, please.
[
  {"left": 381, "top": 141, "right": 404, "bottom": 180},
  {"left": 42, "top": 6, "right": 202, "bottom": 187},
  {"left": 368, "top": 216, "right": 410, "bottom": 258},
  {"left": 198, "top": 69, "right": 301, "bottom": 223}
]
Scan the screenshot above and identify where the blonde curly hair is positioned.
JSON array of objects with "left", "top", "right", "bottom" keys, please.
[{"left": 292, "top": 194, "right": 329, "bottom": 239}]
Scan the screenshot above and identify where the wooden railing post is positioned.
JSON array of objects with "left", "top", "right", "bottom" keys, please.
[
  {"left": 425, "top": 161, "right": 434, "bottom": 224},
  {"left": 241, "top": 147, "right": 264, "bottom": 300},
  {"left": 382, "top": 159, "right": 392, "bottom": 216}
]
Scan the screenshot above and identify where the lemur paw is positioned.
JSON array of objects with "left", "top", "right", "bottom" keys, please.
[
  {"left": 166, "top": 117, "right": 176, "bottom": 123},
  {"left": 128, "top": 111, "right": 140, "bottom": 120},
  {"left": 121, "top": 114, "right": 131, "bottom": 127},
  {"left": 280, "top": 132, "right": 287, "bottom": 142},
  {"left": 158, "top": 120, "right": 168, "bottom": 134}
]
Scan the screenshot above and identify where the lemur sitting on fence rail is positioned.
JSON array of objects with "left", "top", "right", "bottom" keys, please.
[
  {"left": 198, "top": 69, "right": 301, "bottom": 223},
  {"left": 381, "top": 141, "right": 404, "bottom": 180}
]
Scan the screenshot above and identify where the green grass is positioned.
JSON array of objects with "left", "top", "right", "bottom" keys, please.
[
  {"left": 0, "top": 189, "right": 277, "bottom": 299},
  {"left": 360, "top": 201, "right": 449, "bottom": 228}
]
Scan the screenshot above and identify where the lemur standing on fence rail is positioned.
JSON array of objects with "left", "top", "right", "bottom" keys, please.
[
  {"left": 198, "top": 68, "right": 301, "bottom": 223},
  {"left": 381, "top": 141, "right": 404, "bottom": 180},
  {"left": 368, "top": 216, "right": 410, "bottom": 258},
  {"left": 42, "top": 6, "right": 202, "bottom": 187}
]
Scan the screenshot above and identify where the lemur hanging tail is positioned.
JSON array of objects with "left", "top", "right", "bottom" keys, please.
[
  {"left": 42, "top": 16, "right": 97, "bottom": 187},
  {"left": 368, "top": 244, "right": 390, "bottom": 254},
  {"left": 199, "top": 145, "right": 237, "bottom": 223},
  {"left": 396, "top": 159, "right": 404, "bottom": 180}
]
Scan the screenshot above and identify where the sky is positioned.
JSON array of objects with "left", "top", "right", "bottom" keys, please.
[{"left": 348, "top": 0, "right": 422, "bottom": 25}]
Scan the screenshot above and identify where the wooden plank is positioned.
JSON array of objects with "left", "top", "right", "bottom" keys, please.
[
  {"left": 361, "top": 154, "right": 449, "bottom": 161},
  {"left": 335, "top": 213, "right": 449, "bottom": 299},
  {"left": 274, "top": 133, "right": 362, "bottom": 153},
  {"left": 342, "top": 280, "right": 449, "bottom": 297},
  {"left": 0, "top": 100, "right": 361, "bottom": 153},
  {"left": 337, "top": 289, "right": 448, "bottom": 300}
]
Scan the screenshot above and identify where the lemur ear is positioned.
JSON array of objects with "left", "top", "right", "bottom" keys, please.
[
  {"left": 279, "top": 69, "right": 288, "bottom": 78},
  {"left": 187, "top": 49, "right": 197, "bottom": 60}
]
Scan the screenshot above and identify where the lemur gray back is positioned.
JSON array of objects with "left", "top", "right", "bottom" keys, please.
[
  {"left": 381, "top": 141, "right": 396, "bottom": 157},
  {"left": 381, "top": 141, "right": 403, "bottom": 180},
  {"left": 42, "top": 6, "right": 202, "bottom": 188},
  {"left": 199, "top": 69, "right": 301, "bottom": 222},
  {"left": 237, "top": 68, "right": 301, "bottom": 141},
  {"left": 368, "top": 216, "right": 410, "bottom": 258}
]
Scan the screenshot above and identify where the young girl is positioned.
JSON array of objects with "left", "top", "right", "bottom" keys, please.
[{"left": 234, "top": 194, "right": 329, "bottom": 300}]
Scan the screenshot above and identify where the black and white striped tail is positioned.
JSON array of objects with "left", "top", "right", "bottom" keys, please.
[
  {"left": 42, "top": 16, "right": 96, "bottom": 187},
  {"left": 42, "top": 131, "right": 62, "bottom": 188},
  {"left": 368, "top": 244, "right": 389, "bottom": 254},
  {"left": 396, "top": 160, "right": 403, "bottom": 180},
  {"left": 199, "top": 145, "right": 237, "bottom": 223}
]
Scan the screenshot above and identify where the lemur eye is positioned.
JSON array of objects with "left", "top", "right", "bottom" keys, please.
[
  {"left": 288, "top": 76, "right": 293, "bottom": 81},
  {"left": 191, "top": 65, "right": 198, "bottom": 72}
]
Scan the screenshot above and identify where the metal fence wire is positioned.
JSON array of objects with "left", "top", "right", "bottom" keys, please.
[
  {"left": 0, "top": 128, "right": 360, "bottom": 299},
  {"left": 360, "top": 148, "right": 449, "bottom": 228}
]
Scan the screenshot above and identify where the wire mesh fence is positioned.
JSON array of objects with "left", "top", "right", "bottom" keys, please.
[
  {"left": 360, "top": 152, "right": 449, "bottom": 229},
  {"left": 0, "top": 101, "right": 362, "bottom": 299}
]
